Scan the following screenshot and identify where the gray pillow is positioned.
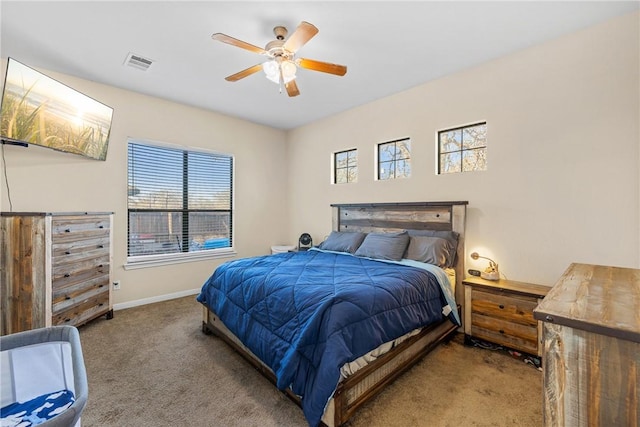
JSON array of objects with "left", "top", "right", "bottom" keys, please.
[
  {"left": 318, "top": 231, "right": 367, "bottom": 254},
  {"left": 405, "top": 236, "right": 451, "bottom": 268},
  {"left": 354, "top": 231, "right": 410, "bottom": 261},
  {"left": 405, "top": 229, "right": 459, "bottom": 267}
]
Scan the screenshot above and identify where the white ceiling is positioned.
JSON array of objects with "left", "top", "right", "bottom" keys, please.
[{"left": 1, "top": 1, "right": 638, "bottom": 130}]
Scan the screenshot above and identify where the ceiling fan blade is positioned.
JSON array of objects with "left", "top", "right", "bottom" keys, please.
[
  {"left": 297, "top": 58, "right": 347, "bottom": 76},
  {"left": 225, "top": 64, "right": 263, "bottom": 82},
  {"left": 283, "top": 21, "right": 319, "bottom": 53},
  {"left": 285, "top": 79, "right": 300, "bottom": 97},
  {"left": 212, "top": 33, "right": 267, "bottom": 55}
]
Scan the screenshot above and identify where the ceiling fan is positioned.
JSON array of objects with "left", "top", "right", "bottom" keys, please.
[{"left": 212, "top": 21, "right": 347, "bottom": 97}]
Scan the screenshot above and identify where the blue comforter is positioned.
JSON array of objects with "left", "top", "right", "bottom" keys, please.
[{"left": 197, "top": 249, "right": 457, "bottom": 426}]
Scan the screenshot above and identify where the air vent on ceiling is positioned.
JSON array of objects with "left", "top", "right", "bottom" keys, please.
[{"left": 124, "top": 52, "right": 154, "bottom": 71}]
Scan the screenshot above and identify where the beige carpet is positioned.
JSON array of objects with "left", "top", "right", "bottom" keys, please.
[{"left": 78, "top": 296, "right": 542, "bottom": 426}]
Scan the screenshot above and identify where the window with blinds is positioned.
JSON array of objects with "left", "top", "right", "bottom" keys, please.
[{"left": 127, "top": 141, "right": 233, "bottom": 259}]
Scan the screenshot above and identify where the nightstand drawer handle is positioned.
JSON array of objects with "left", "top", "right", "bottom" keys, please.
[
  {"left": 499, "top": 304, "right": 505, "bottom": 309},
  {"left": 499, "top": 329, "right": 505, "bottom": 334}
]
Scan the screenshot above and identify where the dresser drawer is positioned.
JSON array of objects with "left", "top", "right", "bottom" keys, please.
[
  {"left": 52, "top": 274, "right": 109, "bottom": 306},
  {"left": 52, "top": 255, "right": 110, "bottom": 288},
  {"left": 471, "top": 289, "right": 538, "bottom": 327},
  {"left": 52, "top": 235, "right": 110, "bottom": 259},
  {"left": 52, "top": 289, "right": 110, "bottom": 326},
  {"left": 51, "top": 216, "right": 110, "bottom": 243}
]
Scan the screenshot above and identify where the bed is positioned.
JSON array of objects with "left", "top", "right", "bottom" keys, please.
[{"left": 198, "top": 201, "right": 468, "bottom": 426}]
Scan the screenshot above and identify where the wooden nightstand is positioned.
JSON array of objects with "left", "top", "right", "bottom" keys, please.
[{"left": 463, "top": 276, "right": 549, "bottom": 356}]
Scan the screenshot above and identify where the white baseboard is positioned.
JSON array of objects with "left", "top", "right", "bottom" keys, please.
[{"left": 113, "top": 288, "right": 201, "bottom": 311}]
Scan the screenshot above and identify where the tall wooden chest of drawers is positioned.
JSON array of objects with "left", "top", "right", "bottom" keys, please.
[{"left": 1, "top": 212, "right": 113, "bottom": 335}]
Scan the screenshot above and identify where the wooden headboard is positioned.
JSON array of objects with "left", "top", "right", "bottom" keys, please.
[{"left": 330, "top": 201, "right": 468, "bottom": 316}]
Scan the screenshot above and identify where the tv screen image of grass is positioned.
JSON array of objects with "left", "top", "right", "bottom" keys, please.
[{"left": 0, "top": 58, "right": 113, "bottom": 161}]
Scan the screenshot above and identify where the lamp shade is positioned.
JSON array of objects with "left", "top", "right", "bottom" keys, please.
[
  {"left": 262, "top": 59, "right": 297, "bottom": 84},
  {"left": 281, "top": 60, "right": 297, "bottom": 82},
  {"left": 262, "top": 61, "right": 280, "bottom": 83}
]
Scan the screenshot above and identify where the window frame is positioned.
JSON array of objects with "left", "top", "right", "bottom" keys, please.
[
  {"left": 437, "top": 121, "right": 487, "bottom": 174},
  {"left": 376, "top": 137, "right": 411, "bottom": 181},
  {"left": 125, "top": 139, "right": 236, "bottom": 270},
  {"left": 333, "top": 148, "right": 358, "bottom": 184}
]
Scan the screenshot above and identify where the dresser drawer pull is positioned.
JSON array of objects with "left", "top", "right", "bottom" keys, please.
[
  {"left": 64, "top": 318, "right": 71, "bottom": 322},
  {"left": 65, "top": 296, "right": 71, "bottom": 300},
  {"left": 99, "top": 225, "right": 104, "bottom": 229},
  {"left": 499, "top": 304, "right": 505, "bottom": 309},
  {"left": 65, "top": 251, "right": 71, "bottom": 255},
  {"left": 99, "top": 303, "right": 104, "bottom": 307},
  {"left": 98, "top": 264, "right": 104, "bottom": 268},
  {"left": 65, "top": 229, "right": 71, "bottom": 233},
  {"left": 64, "top": 273, "right": 70, "bottom": 278},
  {"left": 499, "top": 329, "right": 505, "bottom": 334},
  {"left": 98, "top": 245, "right": 104, "bottom": 249},
  {"left": 98, "top": 284, "right": 104, "bottom": 288}
]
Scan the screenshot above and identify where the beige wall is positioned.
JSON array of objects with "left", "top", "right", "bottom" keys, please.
[
  {"left": 0, "top": 62, "right": 289, "bottom": 305},
  {"left": 1, "top": 11, "right": 638, "bottom": 306},
  {"left": 286, "top": 11, "right": 640, "bottom": 286}
]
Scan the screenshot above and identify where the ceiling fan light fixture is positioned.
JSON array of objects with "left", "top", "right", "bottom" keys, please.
[
  {"left": 262, "top": 60, "right": 279, "bottom": 83},
  {"left": 281, "top": 60, "right": 297, "bottom": 80},
  {"left": 213, "top": 21, "right": 346, "bottom": 96},
  {"left": 262, "top": 59, "right": 296, "bottom": 84}
]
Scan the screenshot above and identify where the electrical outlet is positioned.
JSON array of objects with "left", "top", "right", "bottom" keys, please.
[{"left": 113, "top": 280, "right": 121, "bottom": 290}]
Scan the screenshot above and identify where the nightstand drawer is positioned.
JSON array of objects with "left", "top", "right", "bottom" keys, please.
[
  {"left": 471, "top": 313, "right": 538, "bottom": 354},
  {"left": 471, "top": 289, "right": 538, "bottom": 326}
]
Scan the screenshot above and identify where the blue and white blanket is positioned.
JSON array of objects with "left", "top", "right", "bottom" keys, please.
[
  {"left": 1, "top": 390, "right": 75, "bottom": 427},
  {"left": 197, "top": 248, "right": 458, "bottom": 426}
]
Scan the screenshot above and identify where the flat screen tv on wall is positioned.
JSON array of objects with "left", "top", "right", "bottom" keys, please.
[{"left": 0, "top": 57, "right": 113, "bottom": 161}]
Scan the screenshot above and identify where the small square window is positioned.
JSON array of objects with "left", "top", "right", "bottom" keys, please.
[
  {"left": 438, "top": 123, "right": 487, "bottom": 174},
  {"left": 378, "top": 138, "right": 411, "bottom": 180},
  {"left": 334, "top": 149, "right": 357, "bottom": 184}
]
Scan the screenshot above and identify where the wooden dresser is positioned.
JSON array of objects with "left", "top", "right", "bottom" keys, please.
[
  {"left": 463, "top": 276, "right": 549, "bottom": 356},
  {"left": 534, "top": 263, "right": 640, "bottom": 427},
  {"left": 1, "top": 212, "right": 114, "bottom": 335}
]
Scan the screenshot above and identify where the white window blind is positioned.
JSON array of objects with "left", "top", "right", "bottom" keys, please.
[{"left": 127, "top": 142, "right": 233, "bottom": 258}]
